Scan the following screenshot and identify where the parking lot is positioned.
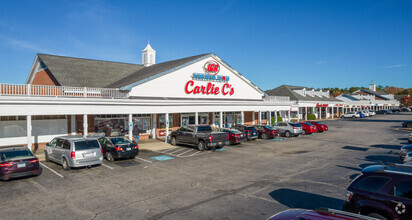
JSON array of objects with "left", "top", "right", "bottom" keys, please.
[{"left": 0, "top": 112, "right": 411, "bottom": 220}]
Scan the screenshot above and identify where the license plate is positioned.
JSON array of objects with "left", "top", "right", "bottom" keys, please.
[
  {"left": 83, "top": 153, "right": 93, "bottom": 157},
  {"left": 17, "top": 163, "right": 26, "bottom": 168},
  {"left": 218, "top": 142, "right": 223, "bottom": 145},
  {"left": 126, "top": 147, "right": 131, "bottom": 151}
]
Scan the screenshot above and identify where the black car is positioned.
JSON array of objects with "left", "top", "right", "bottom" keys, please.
[
  {"left": 402, "top": 121, "right": 412, "bottom": 128},
  {"left": 376, "top": 110, "right": 393, "bottom": 114},
  {"left": 232, "top": 125, "right": 258, "bottom": 141},
  {"left": 98, "top": 137, "right": 139, "bottom": 162},
  {"left": 0, "top": 146, "right": 42, "bottom": 180},
  {"left": 401, "top": 108, "right": 411, "bottom": 112},
  {"left": 399, "top": 144, "right": 412, "bottom": 162},
  {"left": 392, "top": 108, "right": 401, "bottom": 113},
  {"left": 343, "top": 164, "right": 412, "bottom": 220},
  {"left": 169, "top": 125, "right": 229, "bottom": 151}
]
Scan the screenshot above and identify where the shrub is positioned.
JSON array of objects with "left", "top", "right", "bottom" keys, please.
[
  {"left": 307, "top": 113, "right": 316, "bottom": 120},
  {"left": 271, "top": 116, "right": 283, "bottom": 124},
  {"left": 333, "top": 114, "right": 338, "bottom": 118}
]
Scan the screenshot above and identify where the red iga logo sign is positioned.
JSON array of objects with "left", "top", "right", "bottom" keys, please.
[{"left": 203, "top": 60, "right": 220, "bottom": 75}]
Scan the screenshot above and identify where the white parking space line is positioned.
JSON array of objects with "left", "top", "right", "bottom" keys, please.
[
  {"left": 167, "top": 148, "right": 188, "bottom": 154},
  {"left": 187, "top": 151, "right": 202, "bottom": 157},
  {"left": 159, "top": 148, "right": 179, "bottom": 153},
  {"left": 177, "top": 149, "right": 194, "bottom": 156},
  {"left": 135, "top": 156, "right": 153, "bottom": 163},
  {"left": 101, "top": 163, "right": 114, "bottom": 169},
  {"left": 39, "top": 162, "right": 64, "bottom": 178}
]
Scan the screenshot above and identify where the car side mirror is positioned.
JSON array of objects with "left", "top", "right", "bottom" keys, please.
[{"left": 46, "top": 143, "right": 50, "bottom": 147}]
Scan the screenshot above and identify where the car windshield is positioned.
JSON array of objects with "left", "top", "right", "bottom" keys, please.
[
  {"left": 197, "top": 125, "right": 212, "bottom": 132},
  {"left": 74, "top": 140, "right": 100, "bottom": 151},
  {"left": 0, "top": 149, "right": 33, "bottom": 161},
  {"left": 110, "top": 138, "right": 131, "bottom": 145}
]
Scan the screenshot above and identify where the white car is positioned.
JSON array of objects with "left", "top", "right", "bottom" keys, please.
[
  {"left": 368, "top": 110, "right": 376, "bottom": 116},
  {"left": 362, "top": 110, "right": 371, "bottom": 117},
  {"left": 403, "top": 151, "right": 412, "bottom": 163},
  {"left": 341, "top": 112, "right": 360, "bottom": 118}
]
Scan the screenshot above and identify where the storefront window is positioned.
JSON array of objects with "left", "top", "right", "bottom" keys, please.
[
  {"left": 159, "top": 114, "right": 173, "bottom": 129},
  {"left": 95, "top": 115, "right": 127, "bottom": 136}
]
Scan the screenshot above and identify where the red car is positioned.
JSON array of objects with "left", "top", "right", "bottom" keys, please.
[
  {"left": 253, "top": 125, "right": 280, "bottom": 139},
  {"left": 214, "top": 128, "right": 247, "bottom": 144},
  {"left": 268, "top": 208, "right": 374, "bottom": 220},
  {"left": 299, "top": 122, "right": 318, "bottom": 135},
  {"left": 0, "top": 146, "right": 42, "bottom": 181},
  {"left": 306, "top": 121, "right": 328, "bottom": 132}
]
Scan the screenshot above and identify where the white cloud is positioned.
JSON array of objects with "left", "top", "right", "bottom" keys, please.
[
  {"left": 315, "top": 61, "right": 325, "bottom": 65},
  {"left": 0, "top": 35, "right": 53, "bottom": 54},
  {"left": 383, "top": 64, "right": 408, "bottom": 68}
]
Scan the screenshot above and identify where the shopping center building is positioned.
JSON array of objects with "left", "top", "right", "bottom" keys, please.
[{"left": 0, "top": 44, "right": 400, "bottom": 151}]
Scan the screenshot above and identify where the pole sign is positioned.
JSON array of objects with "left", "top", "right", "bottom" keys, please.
[{"left": 185, "top": 60, "right": 235, "bottom": 96}]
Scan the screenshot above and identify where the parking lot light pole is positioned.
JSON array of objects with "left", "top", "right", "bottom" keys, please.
[
  {"left": 165, "top": 113, "right": 169, "bottom": 143},
  {"left": 83, "top": 114, "right": 88, "bottom": 136},
  {"left": 27, "top": 115, "right": 32, "bottom": 151}
]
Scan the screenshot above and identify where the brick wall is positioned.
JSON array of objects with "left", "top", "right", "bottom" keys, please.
[{"left": 31, "top": 69, "right": 60, "bottom": 86}]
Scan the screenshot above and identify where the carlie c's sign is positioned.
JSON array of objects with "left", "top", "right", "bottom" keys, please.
[
  {"left": 316, "top": 103, "right": 328, "bottom": 107},
  {"left": 185, "top": 60, "right": 234, "bottom": 96}
]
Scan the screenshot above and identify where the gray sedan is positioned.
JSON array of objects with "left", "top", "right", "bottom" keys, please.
[{"left": 272, "top": 122, "right": 302, "bottom": 138}]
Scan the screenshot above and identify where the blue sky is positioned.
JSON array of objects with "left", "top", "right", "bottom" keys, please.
[{"left": 0, "top": 0, "right": 411, "bottom": 90}]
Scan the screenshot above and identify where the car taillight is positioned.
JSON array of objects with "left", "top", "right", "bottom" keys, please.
[
  {"left": 246, "top": 130, "right": 252, "bottom": 132},
  {"left": 101, "top": 148, "right": 103, "bottom": 155},
  {"left": 134, "top": 144, "right": 139, "bottom": 150},
  {"left": 70, "top": 151, "right": 76, "bottom": 159},
  {"left": 30, "top": 159, "right": 39, "bottom": 163},
  {"left": 228, "top": 133, "right": 230, "bottom": 140},
  {"left": 292, "top": 127, "right": 297, "bottom": 129},
  {"left": 209, "top": 135, "right": 213, "bottom": 142},
  {"left": 235, "top": 134, "right": 239, "bottom": 137},
  {"left": 345, "top": 190, "right": 353, "bottom": 202},
  {"left": 0, "top": 162, "right": 13, "bottom": 167},
  {"left": 115, "top": 147, "right": 123, "bottom": 151}
]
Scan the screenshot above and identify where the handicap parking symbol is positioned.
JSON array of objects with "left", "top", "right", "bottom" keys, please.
[
  {"left": 215, "top": 148, "right": 228, "bottom": 151},
  {"left": 151, "top": 155, "right": 174, "bottom": 161},
  {"left": 272, "top": 138, "right": 286, "bottom": 141}
]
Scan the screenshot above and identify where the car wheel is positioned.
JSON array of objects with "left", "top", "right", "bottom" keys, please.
[
  {"left": 106, "top": 152, "right": 114, "bottom": 162},
  {"left": 62, "top": 158, "right": 70, "bottom": 170},
  {"left": 171, "top": 137, "right": 177, "bottom": 146},
  {"left": 262, "top": 133, "right": 268, "bottom": 139},
  {"left": 44, "top": 151, "right": 50, "bottom": 162},
  {"left": 367, "top": 213, "right": 386, "bottom": 220},
  {"left": 302, "top": 130, "right": 307, "bottom": 135},
  {"left": 285, "top": 131, "right": 291, "bottom": 138},
  {"left": 197, "top": 141, "right": 205, "bottom": 151},
  {"left": 352, "top": 116, "right": 356, "bottom": 118}
]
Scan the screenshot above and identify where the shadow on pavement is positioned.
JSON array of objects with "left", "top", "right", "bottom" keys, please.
[
  {"left": 269, "top": 188, "right": 344, "bottom": 210},
  {"left": 369, "top": 144, "right": 401, "bottom": 150},
  {"left": 364, "top": 155, "right": 400, "bottom": 164}
]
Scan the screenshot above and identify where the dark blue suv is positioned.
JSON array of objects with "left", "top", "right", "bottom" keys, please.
[{"left": 343, "top": 165, "right": 412, "bottom": 220}]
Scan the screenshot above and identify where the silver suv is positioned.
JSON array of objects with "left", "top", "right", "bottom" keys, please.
[
  {"left": 44, "top": 136, "right": 103, "bottom": 170},
  {"left": 272, "top": 122, "right": 302, "bottom": 138}
]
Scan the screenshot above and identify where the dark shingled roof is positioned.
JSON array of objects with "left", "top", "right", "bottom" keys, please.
[
  {"left": 106, "top": 53, "right": 211, "bottom": 88},
  {"left": 266, "top": 85, "right": 342, "bottom": 102},
  {"left": 37, "top": 54, "right": 144, "bottom": 88}
]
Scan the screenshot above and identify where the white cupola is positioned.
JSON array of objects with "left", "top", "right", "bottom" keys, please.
[
  {"left": 142, "top": 43, "right": 156, "bottom": 67},
  {"left": 369, "top": 81, "right": 376, "bottom": 91}
]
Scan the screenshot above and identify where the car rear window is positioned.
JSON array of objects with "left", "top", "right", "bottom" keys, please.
[
  {"left": 110, "top": 138, "right": 131, "bottom": 145},
  {"left": 303, "top": 123, "right": 313, "bottom": 126},
  {"left": 197, "top": 125, "right": 212, "bottom": 132},
  {"left": 229, "top": 129, "right": 242, "bottom": 134},
  {"left": 264, "top": 125, "right": 274, "bottom": 130},
  {"left": 288, "top": 123, "right": 301, "bottom": 127},
  {"left": 316, "top": 122, "right": 323, "bottom": 124},
  {"left": 394, "top": 181, "right": 412, "bottom": 199},
  {"left": 353, "top": 176, "right": 390, "bottom": 192},
  {"left": 246, "top": 126, "right": 256, "bottom": 130},
  {"left": 0, "top": 149, "right": 33, "bottom": 161},
  {"left": 74, "top": 140, "right": 100, "bottom": 151}
]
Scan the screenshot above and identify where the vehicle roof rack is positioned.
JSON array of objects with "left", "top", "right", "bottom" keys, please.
[{"left": 315, "top": 208, "right": 379, "bottom": 220}]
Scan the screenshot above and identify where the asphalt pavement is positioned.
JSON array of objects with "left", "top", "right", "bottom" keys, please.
[{"left": 0, "top": 112, "right": 411, "bottom": 220}]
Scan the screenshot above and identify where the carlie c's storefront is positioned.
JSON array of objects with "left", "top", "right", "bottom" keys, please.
[{"left": 0, "top": 51, "right": 293, "bottom": 150}]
